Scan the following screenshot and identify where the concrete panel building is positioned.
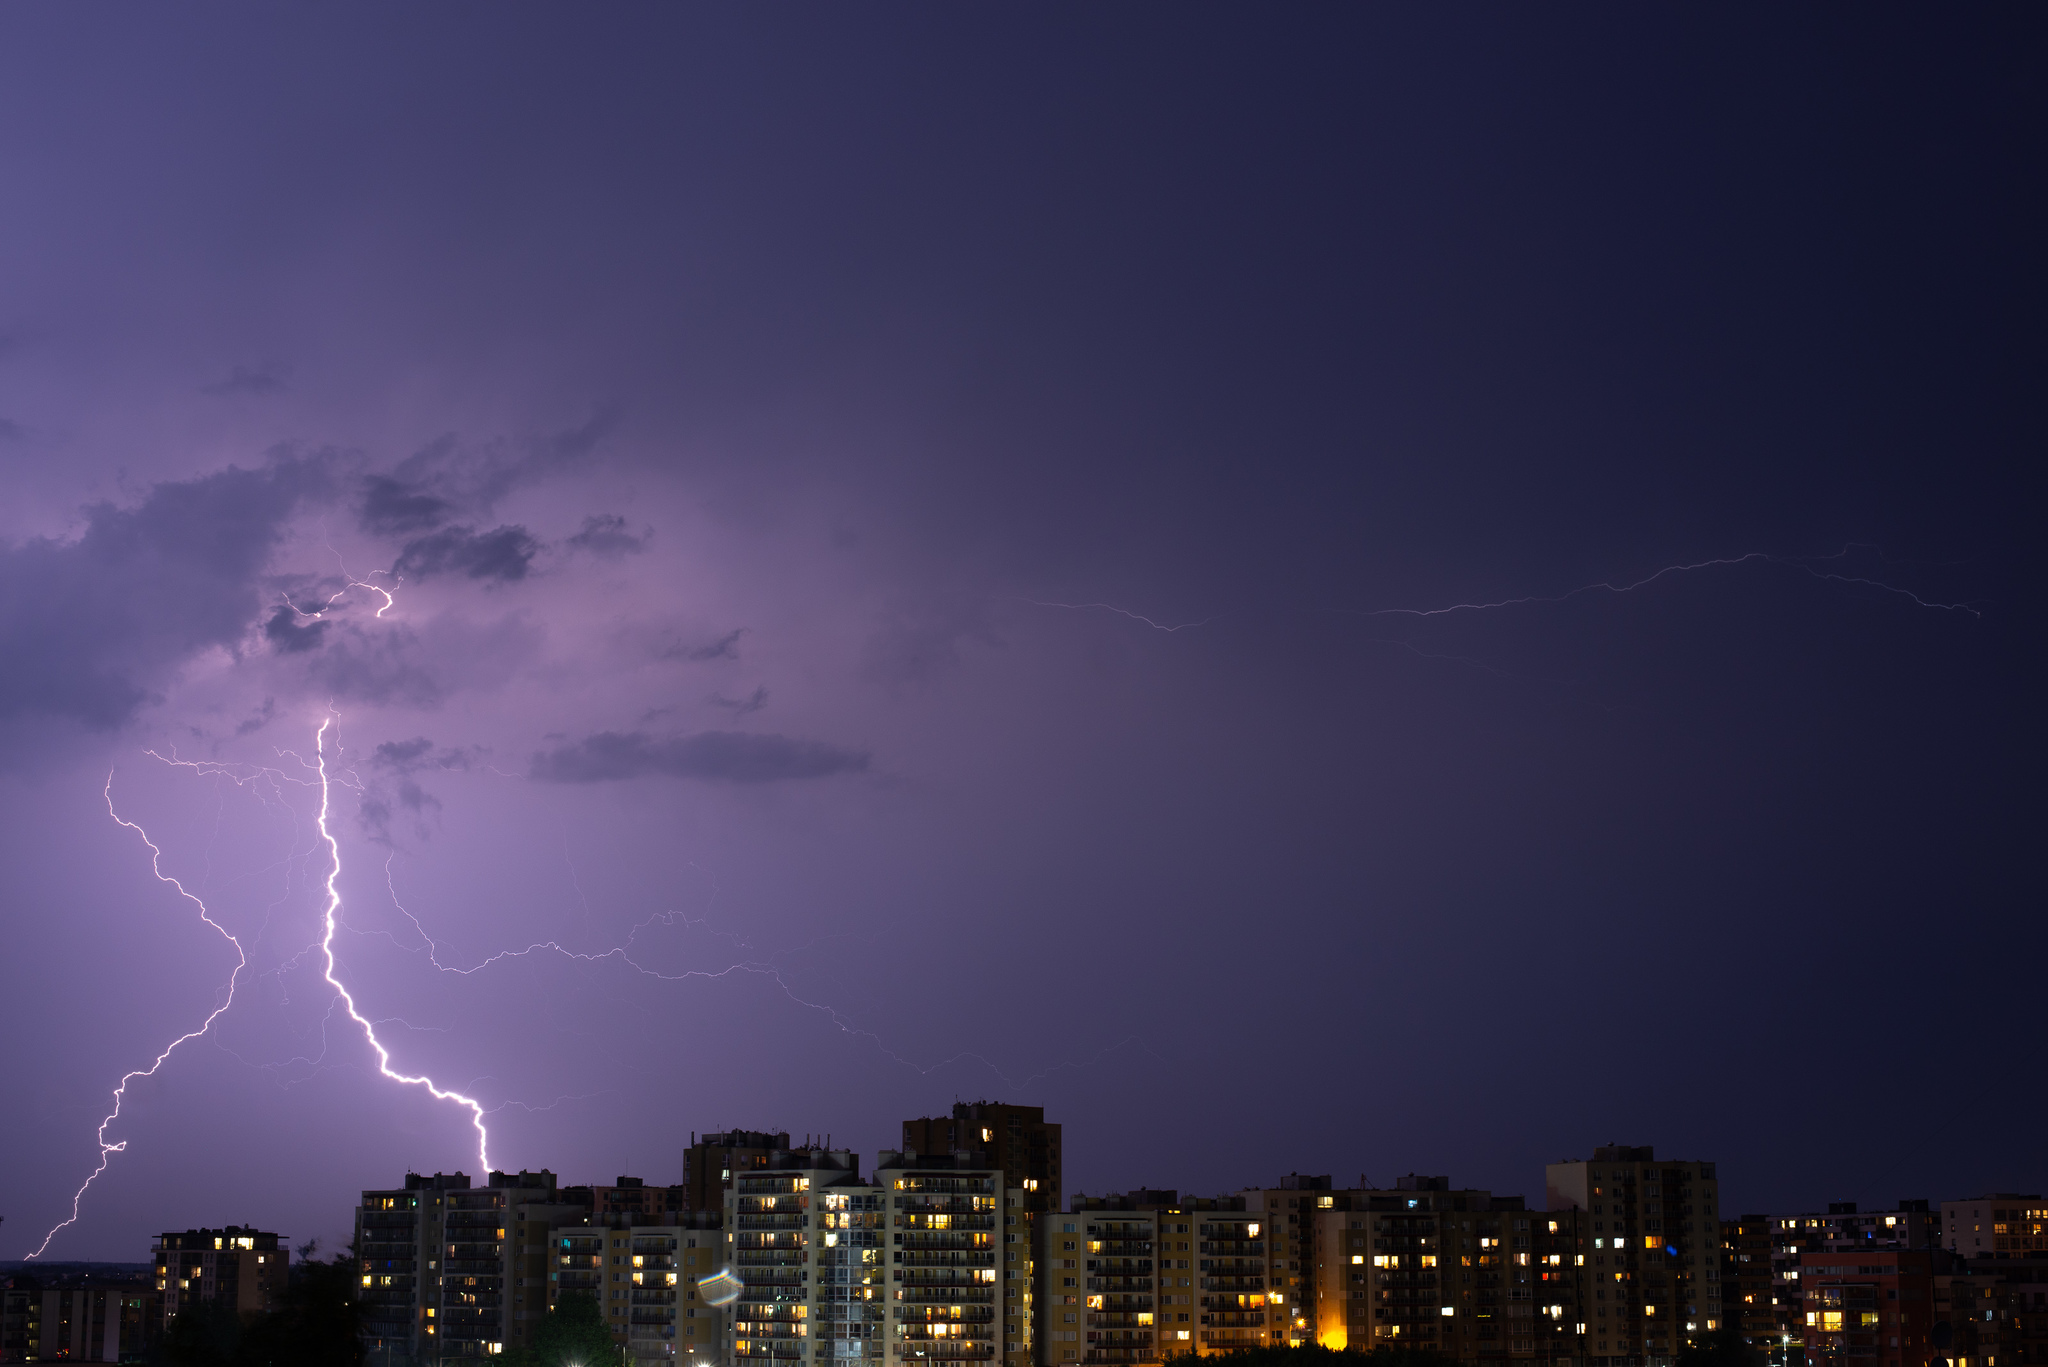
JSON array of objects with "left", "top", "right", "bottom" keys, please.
[
  {"left": 153, "top": 1226, "right": 286, "bottom": 1331},
  {"left": 1545, "top": 1144, "right": 1724, "bottom": 1367}
]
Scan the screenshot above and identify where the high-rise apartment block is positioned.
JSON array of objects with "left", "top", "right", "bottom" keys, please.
[
  {"left": 1544, "top": 1144, "right": 1723, "bottom": 1366},
  {"left": 724, "top": 1147, "right": 1007, "bottom": 1367},
  {"left": 359, "top": 1167, "right": 732, "bottom": 1366},
  {"left": 1719, "top": 1215, "right": 1777, "bottom": 1351},
  {"left": 904, "top": 1103, "right": 1062, "bottom": 1212},
  {"left": 688, "top": 1132, "right": 794, "bottom": 1214},
  {"left": 1310, "top": 1177, "right": 1588, "bottom": 1363},
  {"left": 1033, "top": 1189, "right": 1265, "bottom": 1365},
  {"left": 153, "top": 1226, "right": 287, "bottom": 1330}
]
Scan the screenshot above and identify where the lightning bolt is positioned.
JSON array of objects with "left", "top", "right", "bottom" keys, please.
[
  {"left": 313, "top": 715, "right": 492, "bottom": 1172},
  {"left": 1022, "top": 600, "right": 1212, "bottom": 631},
  {"left": 1354, "top": 550, "right": 1982, "bottom": 619},
  {"left": 25, "top": 778, "right": 251, "bottom": 1259}
]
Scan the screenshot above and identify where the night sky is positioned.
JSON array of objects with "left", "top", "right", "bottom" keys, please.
[{"left": 2, "top": 7, "right": 2042, "bottom": 1261}]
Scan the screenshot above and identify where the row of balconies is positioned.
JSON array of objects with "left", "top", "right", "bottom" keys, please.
[
  {"left": 894, "top": 1287, "right": 996, "bottom": 1304},
  {"left": 895, "top": 1252, "right": 996, "bottom": 1268}
]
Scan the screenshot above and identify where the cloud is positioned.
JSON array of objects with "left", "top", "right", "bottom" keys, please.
[
  {"left": 710, "top": 685, "right": 769, "bottom": 717},
  {"left": 358, "top": 475, "right": 454, "bottom": 535},
  {"left": 565, "top": 513, "right": 646, "bottom": 558},
  {"left": 371, "top": 735, "right": 479, "bottom": 774},
  {"left": 355, "top": 736, "right": 482, "bottom": 842},
  {"left": 530, "top": 730, "right": 869, "bottom": 784},
  {"left": 262, "top": 606, "right": 328, "bottom": 654},
  {"left": 663, "top": 627, "right": 744, "bottom": 663},
  {"left": 294, "top": 610, "right": 544, "bottom": 708},
  {"left": 201, "top": 363, "right": 288, "bottom": 396},
  {"left": 393, "top": 524, "right": 539, "bottom": 582},
  {"left": 0, "top": 418, "right": 24, "bottom": 441},
  {"left": 234, "top": 697, "right": 278, "bottom": 736},
  {"left": 0, "top": 457, "right": 323, "bottom": 728}
]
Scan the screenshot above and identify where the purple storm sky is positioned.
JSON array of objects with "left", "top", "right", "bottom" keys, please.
[{"left": 1, "top": 7, "right": 2042, "bottom": 1260}]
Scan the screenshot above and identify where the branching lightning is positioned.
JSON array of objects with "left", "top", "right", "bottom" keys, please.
[
  {"left": 25, "top": 779, "right": 252, "bottom": 1259},
  {"left": 312, "top": 716, "right": 493, "bottom": 1172}
]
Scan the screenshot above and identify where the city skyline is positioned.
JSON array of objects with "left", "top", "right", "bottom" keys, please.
[{"left": 2, "top": 4, "right": 2043, "bottom": 1280}]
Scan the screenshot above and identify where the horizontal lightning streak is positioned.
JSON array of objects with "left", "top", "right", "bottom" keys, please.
[
  {"left": 1357, "top": 551, "right": 1982, "bottom": 619},
  {"left": 1021, "top": 600, "right": 1212, "bottom": 632},
  {"left": 26, "top": 779, "right": 251, "bottom": 1260}
]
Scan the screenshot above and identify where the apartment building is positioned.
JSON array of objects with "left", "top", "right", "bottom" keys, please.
[
  {"left": 1937, "top": 1256, "right": 2048, "bottom": 1367},
  {"left": 153, "top": 1226, "right": 287, "bottom": 1330},
  {"left": 1764, "top": 1201, "right": 1943, "bottom": 1364},
  {"left": 722, "top": 1147, "right": 1008, "bottom": 1367},
  {"left": 537, "top": 1212, "right": 727, "bottom": 1365},
  {"left": 1941, "top": 1197, "right": 2047, "bottom": 1259},
  {"left": 1033, "top": 1189, "right": 1264, "bottom": 1366},
  {"left": 686, "top": 1132, "right": 794, "bottom": 1214},
  {"left": 1238, "top": 1176, "right": 1336, "bottom": 1346},
  {"left": 356, "top": 1168, "right": 563, "bottom": 1363},
  {"left": 1720, "top": 1215, "right": 1778, "bottom": 1352},
  {"left": 1, "top": 1274, "right": 159, "bottom": 1363},
  {"left": 1002, "top": 1193, "right": 1039, "bottom": 1367},
  {"left": 1545, "top": 1144, "right": 1723, "bottom": 1367},
  {"left": 1312, "top": 1177, "right": 1589, "bottom": 1364},
  {"left": 1797, "top": 1249, "right": 1938, "bottom": 1367},
  {"left": 904, "top": 1104, "right": 1062, "bottom": 1212}
]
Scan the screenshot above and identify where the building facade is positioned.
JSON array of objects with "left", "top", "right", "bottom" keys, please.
[
  {"left": 903, "top": 1104, "right": 1062, "bottom": 1214},
  {"left": 1545, "top": 1144, "right": 1723, "bottom": 1367},
  {"left": 687, "top": 1133, "right": 794, "bottom": 1216},
  {"left": 1, "top": 1274, "right": 159, "bottom": 1363},
  {"left": 1797, "top": 1249, "right": 1938, "bottom": 1367},
  {"left": 1940, "top": 1198, "right": 2047, "bottom": 1260},
  {"left": 723, "top": 1148, "right": 1008, "bottom": 1367},
  {"left": 153, "top": 1226, "right": 286, "bottom": 1331},
  {"left": 1313, "top": 1178, "right": 1589, "bottom": 1365}
]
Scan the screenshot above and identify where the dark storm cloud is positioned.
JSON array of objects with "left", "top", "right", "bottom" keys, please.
[
  {"left": 199, "top": 363, "right": 288, "bottom": 396},
  {"left": 0, "top": 458, "right": 323, "bottom": 728},
  {"left": 357, "top": 738, "right": 482, "bottom": 842},
  {"left": 393, "top": 524, "right": 539, "bottom": 582},
  {"left": 710, "top": 686, "right": 769, "bottom": 717},
  {"left": 669, "top": 628, "right": 744, "bottom": 663},
  {"left": 358, "top": 475, "right": 454, "bottom": 536},
  {"left": 371, "top": 735, "right": 479, "bottom": 774},
  {"left": 233, "top": 697, "right": 277, "bottom": 736},
  {"left": 261, "top": 606, "right": 328, "bottom": 654},
  {"left": 565, "top": 513, "right": 646, "bottom": 558},
  {"left": 530, "top": 730, "right": 869, "bottom": 784}
]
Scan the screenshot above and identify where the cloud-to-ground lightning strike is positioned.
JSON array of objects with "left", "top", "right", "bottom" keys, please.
[
  {"left": 313, "top": 716, "right": 493, "bottom": 1173},
  {"left": 25, "top": 780, "right": 252, "bottom": 1259}
]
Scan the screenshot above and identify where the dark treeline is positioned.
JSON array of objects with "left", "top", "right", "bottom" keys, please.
[{"left": 153, "top": 1250, "right": 362, "bottom": 1367}]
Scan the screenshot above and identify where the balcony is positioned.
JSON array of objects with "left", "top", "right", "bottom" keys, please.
[
  {"left": 896, "top": 1252, "right": 996, "bottom": 1268},
  {"left": 896, "top": 1346, "right": 996, "bottom": 1361}
]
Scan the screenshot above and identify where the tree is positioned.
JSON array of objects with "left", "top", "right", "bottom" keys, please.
[
  {"left": 499, "top": 1291, "right": 625, "bottom": 1367},
  {"left": 236, "top": 1250, "right": 365, "bottom": 1367}
]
